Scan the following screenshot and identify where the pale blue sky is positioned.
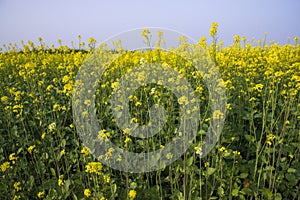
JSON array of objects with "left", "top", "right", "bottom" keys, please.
[{"left": 0, "top": 0, "right": 299, "bottom": 48}]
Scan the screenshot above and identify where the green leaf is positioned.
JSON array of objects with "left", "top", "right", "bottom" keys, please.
[
  {"left": 274, "top": 193, "right": 282, "bottom": 200},
  {"left": 287, "top": 168, "right": 296, "bottom": 173},
  {"left": 72, "top": 194, "right": 78, "bottom": 200},
  {"left": 0, "top": 182, "right": 7, "bottom": 191},
  {"left": 50, "top": 168, "right": 56, "bottom": 177},
  {"left": 113, "top": 184, "right": 117, "bottom": 193},
  {"left": 130, "top": 182, "right": 137, "bottom": 189},
  {"left": 262, "top": 188, "right": 272, "bottom": 199},
  {"left": 245, "top": 134, "right": 255, "bottom": 143},
  {"left": 64, "top": 179, "right": 71, "bottom": 194},
  {"left": 186, "top": 156, "right": 193, "bottom": 167},
  {"left": 285, "top": 174, "right": 297, "bottom": 186},
  {"left": 61, "top": 139, "right": 66, "bottom": 147},
  {"left": 264, "top": 166, "right": 275, "bottom": 171},
  {"left": 217, "top": 187, "right": 224, "bottom": 197},
  {"left": 241, "top": 187, "right": 252, "bottom": 195},
  {"left": 28, "top": 175, "right": 34, "bottom": 191},
  {"left": 207, "top": 167, "right": 216, "bottom": 176},
  {"left": 232, "top": 188, "right": 239, "bottom": 196},
  {"left": 239, "top": 173, "right": 248, "bottom": 179}
]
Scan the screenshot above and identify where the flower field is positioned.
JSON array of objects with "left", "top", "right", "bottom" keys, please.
[{"left": 0, "top": 24, "right": 300, "bottom": 199}]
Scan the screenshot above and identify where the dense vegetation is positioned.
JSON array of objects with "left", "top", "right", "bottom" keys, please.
[{"left": 0, "top": 24, "right": 299, "bottom": 199}]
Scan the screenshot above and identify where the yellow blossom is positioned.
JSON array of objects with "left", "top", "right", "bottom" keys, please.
[
  {"left": 212, "top": 110, "right": 224, "bottom": 119},
  {"left": 27, "top": 145, "right": 36, "bottom": 154},
  {"left": 9, "top": 153, "right": 18, "bottom": 162},
  {"left": 60, "top": 149, "right": 66, "bottom": 156},
  {"left": 58, "top": 175, "right": 64, "bottom": 186},
  {"left": 219, "top": 146, "right": 227, "bottom": 152},
  {"left": 84, "top": 188, "right": 91, "bottom": 197},
  {"left": 41, "top": 132, "right": 46, "bottom": 140},
  {"left": 81, "top": 146, "right": 91, "bottom": 156},
  {"left": 13, "top": 195, "right": 21, "bottom": 200},
  {"left": 166, "top": 153, "right": 173, "bottom": 159},
  {"left": 178, "top": 96, "right": 188, "bottom": 105},
  {"left": 128, "top": 189, "right": 137, "bottom": 199},
  {"left": 37, "top": 191, "right": 45, "bottom": 199},
  {"left": 103, "top": 174, "right": 110, "bottom": 183},
  {"left": 204, "top": 162, "right": 210, "bottom": 167},
  {"left": 13, "top": 182, "right": 22, "bottom": 191},
  {"left": 210, "top": 22, "right": 218, "bottom": 37},
  {"left": 125, "top": 137, "right": 132, "bottom": 143},
  {"left": 123, "top": 128, "right": 131, "bottom": 135},
  {"left": 85, "top": 162, "right": 103, "bottom": 175},
  {"left": 1, "top": 96, "right": 8, "bottom": 102},
  {"left": 48, "top": 122, "right": 56, "bottom": 132},
  {"left": 1, "top": 162, "right": 11, "bottom": 172}
]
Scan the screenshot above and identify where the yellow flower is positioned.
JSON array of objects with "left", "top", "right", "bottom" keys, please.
[
  {"left": 41, "top": 132, "right": 46, "bottom": 140},
  {"left": 198, "top": 36, "right": 207, "bottom": 47},
  {"left": 212, "top": 110, "right": 224, "bottom": 119},
  {"left": 9, "top": 153, "right": 18, "bottom": 162},
  {"left": 85, "top": 162, "right": 103, "bottom": 175},
  {"left": 130, "top": 118, "right": 138, "bottom": 123},
  {"left": 46, "top": 84, "right": 53, "bottom": 92},
  {"left": 253, "top": 84, "right": 264, "bottom": 92},
  {"left": 266, "top": 134, "right": 276, "bottom": 145},
  {"left": 48, "top": 122, "right": 56, "bottom": 132},
  {"left": 219, "top": 146, "right": 227, "bottom": 152},
  {"left": 135, "top": 101, "right": 142, "bottom": 106},
  {"left": 58, "top": 175, "right": 64, "bottom": 186},
  {"left": 128, "top": 189, "right": 137, "bottom": 199},
  {"left": 226, "top": 103, "right": 232, "bottom": 110},
  {"left": 60, "top": 149, "right": 66, "bottom": 156},
  {"left": 178, "top": 96, "right": 188, "bottom": 105},
  {"left": 141, "top": 29, "right": 150, "bottom": 38},
  {"left": 88, "top": 37, "right": 96, "bottom": 44},
  {"left": 84, "top": 99, "right": 91, "bottom": 105},
  {"left": 103, "top": 174, "right": 110, "bottom": 183},
  {"left": 62, "top": 75, "right": 70, "bottom": 83},
  {"left": 233, "top": 35, "right": 240, "bottom": 44},
  {"left": 210, "top": 22, "right": 218, "bottom": 37},
  {"left": 129, "top": 95, "right": 138, "bottom": 101},
  {"left": 37, "top": 191, "right": 45, "bottom": 199},
  {"left": 13, "top": 182, "right": 22, "bottom": 191},
  {"left": 117, "top": 155, "right": 122, "bottom": 162},
  {"left": 194, "top": 146, "right": 202, "bottom": 155},
  {"left": 123, "top": 128, "right": 131, "bottom": 135},
  {"left": 53, "top": 103, "right": 60, "bottom": 111},
  {"left": 13, "top": 195, "right": 21, "bottom": 200},
  {"left": 84, "top": 188, "right": 91, "bottom": 197},
  {"left": 166, "top": 153, "right": 173, "bottom": 159},
  {"left": 204, "top": 162, "right": 210, "bottom": 168},
  {"left": 0, "top": 162, "right": 10, "bottom": 172},
  {"left": 12, "top": 104, "right": 23, "bottom": 113},
  {"left": 125, "top": 137, "right": 132, "bottom": 143},
  {"left": 63, "top": 83, "right": 73, "bottom": 94},
  {"left": 27, "top": 145, "right": 36, "bottom": 154},
  {"left": 81, "top": 146, "right": 91, "bottom": 157},
  {"left": 98, "top": 129, "right": 109, "bottom": 141},
  {"left": 1, "top": 96, "right": 8, "bottom": 102},
  {"left": 111, "top": 81, "right": 119, "bottom": 89}
]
